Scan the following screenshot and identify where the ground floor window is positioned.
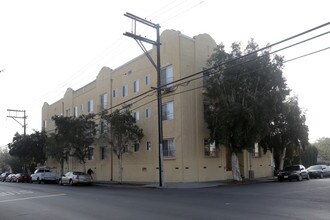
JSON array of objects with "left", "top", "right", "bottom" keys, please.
[
  {"left": 204, "top": 139, "right": 218, "bottom": 157},
  {"left": 163, "top": 139, "right": 175, "bottom": 157}
]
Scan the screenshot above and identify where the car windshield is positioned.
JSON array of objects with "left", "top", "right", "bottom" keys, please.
[
  {"left": 284, "top": 166, "right": 300, "bottom": 171},
  {"left": 308, "top": 165, "right": 322, "bottom": 170},
  {"left": 73, "top": 172, "right": 86, "bottom": 175}
]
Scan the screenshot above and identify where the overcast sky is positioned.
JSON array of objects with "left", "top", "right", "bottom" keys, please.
[{"left": 0, "top": 0, "right": 329, "bottom": 148}]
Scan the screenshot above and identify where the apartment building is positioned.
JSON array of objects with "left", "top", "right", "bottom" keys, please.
[{"left": 42, "top": 29, "right": 273, "bottom": 183}]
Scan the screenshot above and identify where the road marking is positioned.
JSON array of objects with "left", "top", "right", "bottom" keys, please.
[
  {"left": 0, "top": 193, "right": 66, "bottom": 203},
  {"left": 0, "top": 190, "right": 34, "bottom": 197}
]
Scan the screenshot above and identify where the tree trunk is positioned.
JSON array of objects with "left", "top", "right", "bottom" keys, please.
[
  {"left": 231, "top": 152, "right": 242, "bottom": 181},
  {"left": 279, "top": 147, "right": 287, "bottom": 170},
  {"left": 60, "top": 158, "right": 64, "bottom": 176},
  {"left": 118, "top": 153, "right": 123, "bottom": 184}
]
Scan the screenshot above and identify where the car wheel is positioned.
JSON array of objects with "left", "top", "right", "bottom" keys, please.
[
  {"left": 298, "top": 175, "right": 302, "bottom": 181},
  {"left": 320, "top": 173, "right": 324, "bottom": 179},
  {"left": 69, "top": 179, "right": 74, "bottom": 186},
  {"left": 306, "top": 174, "right": 310, "bottom": 180},
  {"left": 37, "top": 178, "right": 41, "bottom": 184},
  {"left": 59, "top": 179, "right": 63, "bottom": 185}
]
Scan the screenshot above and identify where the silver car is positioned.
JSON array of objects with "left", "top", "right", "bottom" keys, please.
[{"left": 59, "top": 171, "right": 92, "bottom": 186}]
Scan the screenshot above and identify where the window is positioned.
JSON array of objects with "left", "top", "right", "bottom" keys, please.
[
  {"left": 253, "top": 143, "right": 260, "bottom": 157},
  {"left": 133, "top": 80, "right": 139, "bottom": 93},
  {"left": 123, "top": 144, "right": 128, "bottom": 153},
  {"left": 73, "top": 106, "right": 78, "bottom": 117},
  {"left": 100, "top": 147, "right": 106, "bottom": 160},
  {"left": 88, "top": 100, "right": 94, "bottom": 113},
  {"left": 163, "top": 139, "right": 175, "bottom": 157},
  {"left": 204, "top": 139, "right": 218, "bottom": 157},
  {"left": 100, "top": 93, "right": 107, "bottom": 110},
  {"left": 161, "top": 65, "right": 174, "bottom": 87},
  {"left": 145, "top": 74, "right": 151, "bottom": 85},
  {"left": 100, "top": 120, "right": 107, "bottom": 134},
  {"left": 113, "top": 88, "right": 118, "bottom": 98},
  {"left": 134, "top": 143, "right": 140, "bottom": 152},
  {"left": 123, "top": 85, "right": 128, "bottom": 97},
  {"left": 145, "top": 107, "right": 151, "bottom": 118},
  {"left": 146, "top": 141, "right": 151, "bottom": 151},
  {"left": 133, "top": 111, "right": 140, "bottom": 121},
  {"left": 88, "top": 147, "right": 94, "bottom": 160},
  {"left": 65, "top": 109, "right": 70, "bottom": 117},
  {"left": 162, "top": 101, "right": 174, "bottom": 120},
  {"left": 80, "top": 104, "right": 84, "bottom": 113}
]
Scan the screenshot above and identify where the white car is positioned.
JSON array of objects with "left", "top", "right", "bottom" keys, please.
[
  {"left": 59, "top": 171, "right": 92, "bottom": 186},
  {"left": 31, "top": 168, "right": 58, "bottom": 184}
]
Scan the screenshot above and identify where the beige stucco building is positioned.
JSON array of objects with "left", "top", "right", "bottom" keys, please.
[{"left": 42, "top": 30, "right": 273, "bottom": 183}]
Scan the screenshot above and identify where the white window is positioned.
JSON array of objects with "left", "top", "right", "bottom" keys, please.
[
  {"left": 123, "top": 85, "right": 128, "bottom": 97},
  {"left": 145, "top": 74, "right": 151, "bottom": 85},
  {"left": 88, "top": 147, "right": 94, "bottom": 160},
  {"left": 253, "top": 143, "right": 260, "bottom": 157},
  {"left": 133, "top": 111, "right": 140, "bottom": 121},
  {"left": 65, "top": 109, "right": 70, "bottom": 117},
  {"left": 88, "top": 100, "right": 94, "bottom": 113},
  {"left": 204, "top": 139, "right": 218, "bottom": 157},
  {"left": 80, "top": 104, "right": 84, "bottom": 113},
  {"left": 162, "top": 101, "right": 174, "bottom": 120},
  {"left": 74, "top": 106, "right": 78, "bottom": 117},
  {"left": 133, "top": 80, "right": 139, "bottom": 93},
  {"left": 113, "top": 88, "right": 118, "bottom": 98},
  {"left": 163, "top": 139, "right": 175, "bottom": 157},
  {"left": 146, "top": 141, "right": 151, "bottom": 151},
  {"left": 145, "top": 107, "right": 151, "bottom": 118},
  {"left": 161, "top": 65, "right": 173, "bottom": 87},
  {"left": 100, "top": 93, "right": 108, "bottom": 110}
]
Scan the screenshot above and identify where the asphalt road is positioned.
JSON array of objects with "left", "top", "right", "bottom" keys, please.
[{"left": 0, "top": 178, "right": 330, "bottom": 220}]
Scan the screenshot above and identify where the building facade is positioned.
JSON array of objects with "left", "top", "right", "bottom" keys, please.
[{"left": 42, "top": 30, "right": 273, "bottom": 183}]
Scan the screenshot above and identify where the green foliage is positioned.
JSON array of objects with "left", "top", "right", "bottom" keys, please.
[
  {"left": 49, "top": 114, "right": 97, "bottom": 166},
  {"left": 8, "top": 131, "right": 47, "bottom": 172},
  {"left": 100, "top": 109, "right": 144, "bottom": 158},
  {"left": 300, "top": 144, "right": 318, "bottom": 167},
  {"left": 205, "top": 40, "right": 289, "bottom": 153},
  {"left": 314, "top": 137, "right": 330, "bottom": 162},
  {"left": 0, "top": 148, "right": 11, "bottom": 172}
]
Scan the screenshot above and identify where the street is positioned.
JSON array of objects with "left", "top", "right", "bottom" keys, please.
[{"left": 0, "top": 179, "right": 330, "bottom": 220}]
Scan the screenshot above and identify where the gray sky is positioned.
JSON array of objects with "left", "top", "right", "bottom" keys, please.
[{"left": 0, "top": 0, "right": 329, "bottom": 148}]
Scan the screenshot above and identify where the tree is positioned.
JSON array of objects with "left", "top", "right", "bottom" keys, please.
[
  {"left": 300, "top": 144, "right": 318, "bottom": 167},
  {"left": 260, "top": 96, "right": 309, "bottom": 170},
  {"left": 314, "top": 137, "right": 330, "bottom": 162},
  {"left": 100, "top": 109, "right": 144, "bottom": 183},
  {"left": 8, "top": 131, "right": 47, "bottom": 173},
  {"left": 204, "top": 40, "right": 290, "bottom": 181},
  {"left": 0, "top": 148, "right": 11, "bottom": 172},
  {"left": 49, "top": 115, "right": 97, "bottom": 172}
]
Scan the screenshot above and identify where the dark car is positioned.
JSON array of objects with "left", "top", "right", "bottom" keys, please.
[
  {"left": 15, "top": 173, "right": 32, "bottom": 183},
  {"left": 307, "top": 165, "right": 330, "bottom": 178},
  {"left": 278, "top": 165, "right": 310, "bottom": 182}
]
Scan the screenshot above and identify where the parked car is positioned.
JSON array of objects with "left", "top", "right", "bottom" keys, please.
[
  {"left": 59, "top": 171, "right": 92, "bottom": 186},
  {"left": 0, "top": 172, "right": 10, "bottom": 182},
  {"left": 278, "top": 165, "right": 310, "bottom": 182},
  {"left": 31, "top": 167, "right": 58, "bottom": 184},
  {"left": 5, "top": 173, "right": 16, "bottom": 182},
  {"left": 307, "top": 165, "right": 330, "bottom": 178},
  {"left": 15, "top": 173, "right": 31, "bottom": 183}
]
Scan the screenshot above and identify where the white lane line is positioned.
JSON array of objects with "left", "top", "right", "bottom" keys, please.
[{"left": 0, "top": 193, "right": 66, "bottom": 203}]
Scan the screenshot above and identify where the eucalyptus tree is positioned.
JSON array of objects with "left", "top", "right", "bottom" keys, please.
[
  {"left": 99, "top": 108, "right": 144, "bottom": 183},
  {"left": 204, "top": 40, "right": 290, "bottom": 180}
]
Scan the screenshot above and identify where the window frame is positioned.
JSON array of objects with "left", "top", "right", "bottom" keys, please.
[{"left": 163, "top": 139, "right": 175, "bottom": 157}]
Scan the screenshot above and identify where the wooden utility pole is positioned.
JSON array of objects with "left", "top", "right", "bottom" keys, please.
[
  {"left": 7, "top": 109, "right": 27, "bottom": 136},
  {"left": 123, "top": 12, "right": 164, "bottom": 187}
]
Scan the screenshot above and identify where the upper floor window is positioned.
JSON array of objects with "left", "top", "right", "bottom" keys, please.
[
  {"left": 113, "top": 88, "right": 118, "bottom": 98},
  {"left": 146, "top": 141, "right": 151, "bottom": 151},
  {"left": 161, "top": 65, "right": 173, "bottom": 87},
  {"left": 133, "top": 111, "right": 140, "bottom": 121},
  {"left": 253, "top": 143, "right": 260, "bottom": 157},
  {"left": 100, "top": 147, "right": 106, "bottom": 160},
  {"left": 133, "top": 80, "right": 139, "bottom": 93},
  {"left": 145, "top": 107, "right": 151, "bottom": 118},
  {"left": 134, "top": 143, "right": 140, "bottom": 152},
  {"left": 65, "top": 109, "right": 71, "bottom": 117},
  {"left": 162, "top": 101, "right": 174, "bottom": 120},
  {"left": 88, "top": 147, "right": 94, "bottom": 160},
  {"left": 145, "top": 74, "right": 151, "bottom": 85},
  {"left": 88, "top": 100, "right": 94, "bottom": 113},
  {"left": 123, "top": 85, "right": 128, "bottom": 97},
  {"left": 73, "top": 106, "right": 78, "bottom": 117},
  {"left": 100, "top": 93, "right": 108, "bottom": 110}
]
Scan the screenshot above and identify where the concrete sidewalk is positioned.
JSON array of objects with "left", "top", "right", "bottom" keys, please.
[{"left": 94, "top": 177, "right": 276, "bottom": 189}]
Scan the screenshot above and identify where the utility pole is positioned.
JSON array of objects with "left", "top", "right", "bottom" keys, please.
[
  {"left": 123, "top": 12, "right": 164, "bottom": 187},
  {"left": 7, "top": 109, "right": 27, "bottom": 136}
]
